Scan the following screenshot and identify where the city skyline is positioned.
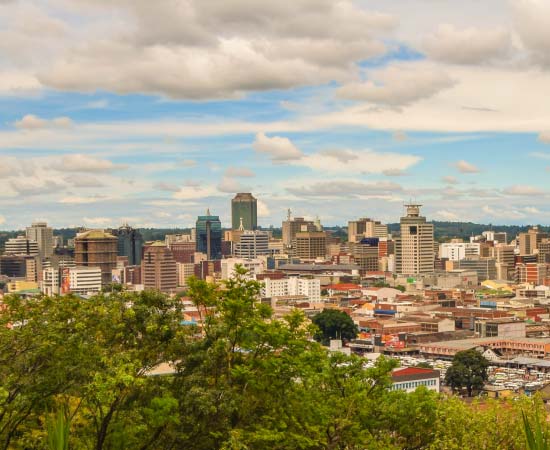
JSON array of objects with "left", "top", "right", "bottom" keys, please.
[{"left": 2, "top": 1, "right": 550, "bottom": 229}]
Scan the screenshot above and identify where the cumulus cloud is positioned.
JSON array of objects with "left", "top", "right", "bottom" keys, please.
[
  {"left": 433, "top": 210, "right": 460, "bottom": 221},
  {"left": 59, "top": 195, "right": 106, "bottom": 204},
  {"left": 513, "top": 0, "right": 550, "bottom": 67},
  {"left": 287, "top": 180, "right": 403, "bottom": 198},
  {"left": 253, "top": 132, "right": 303, "bottom": 162},
  {"left": 66, "top": 175, "right": 104, "bottom": 188},
  {"left": 217, "top": 177, "right": 250, "bottom": 193},
  {"left": 423, "top": 24, "right": 511, "bottom": 64},
  {"left": 442, "top": 176, "right": 459, "bottom": 184},
  {"left": 392, "top": 130, "right": 408, "bottom": 141},
  {"left": 502, "top": 184, "right": 545, "bottom": 196},
  {"left": 538, "top": 132, "right": 550, "bottom": 144},
  {"left": 173, "top": 184, "right": 219, "bottom": 200},
  {"left": 14, "top": 114, "right": 72, "bottom": 130},
  {"left": 10, "top": 177, "right": 66, "bottom": 196},
  {"left": 33, "top": 0, "right": 395, "bottom": 99},
  {"left": 153, "top": 182, "right": 180, "bottom": 192},
  {"left": 178, "top": 159, "right": 197, "bottom": 167},
  {"left": 0, "top": 215, "right": 5, "bottom": 225},
  {"left": 59, "top": 154, "right": 126, "bottom": 173},
  {"left": 224, "top": 166, "right": 255, "bottom": 177},
  {"left": 336, "top": 63, "right": 456, "bottom": 107},
  {"left": 453, "top": 160, "right": 480, "bottom": 173}
]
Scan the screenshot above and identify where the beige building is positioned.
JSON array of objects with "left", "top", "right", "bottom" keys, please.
[
  {"left": 519, "top": 227, "right": 548, "bottom": 255},
  {"left": 292, "top": 231, "right": 327, "bottom": 260},
  {"left": 74, "top": 230, "right": 118, "bottom": 285},
  {"left": 26, "top": 222, "right": 54, "bottom": 258},
  {"left": 282, "top": 216, "right": 316, "bottom": 247},
  {"left": 395, "top": 205, "right": 434, "bottom": 275},
  {"left": 348, "top": 218, "right": 388, "bottom": 243},
  {"left": 177, "top": 262, "right": 195, "bottom": 287},
  {"left": 141, "top": 242, "right": 178, "bottom": 293}
]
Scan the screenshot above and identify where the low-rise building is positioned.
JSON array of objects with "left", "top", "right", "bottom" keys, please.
[{"left": 391, "top": 367, "right": 440, "bottom": 393}]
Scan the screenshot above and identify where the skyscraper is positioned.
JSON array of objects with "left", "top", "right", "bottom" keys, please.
[
  {"left": 282, "top": 213, "right": 316, "bottom": 248},
  {"left": 234, "top": 230, "right": 270, "bottom": 259},
  {"left": 196, "top": 209, "right": 222, "bottom": 260},
  {"left": 141, "top": 242, "right": 178, "bottom": 293},
  {"left": 395, "top": 204, "right": 434, "bottom": 275},
  {"left": 74, "top": 230, "right": 118, "bottom": 285},
  {"left": 26, "top": 222, "right": 54, "bottom": 258},
  {"left": 231, "top": 193, "right": 257, "bottom": 230},
  {"left": 111, "top": 224, "right": 144, "bottom": 266}
]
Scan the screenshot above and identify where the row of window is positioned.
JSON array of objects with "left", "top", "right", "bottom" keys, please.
[{"left": 391, "top": 379, "right": 437, "bottom": 390}]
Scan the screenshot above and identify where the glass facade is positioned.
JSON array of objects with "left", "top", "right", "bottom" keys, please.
[
  {"left": 231, "top": 193, "right": 257, "bottom": 230},
  {"left": 196, "top": 214, "right": 222, "bottom": 260}
]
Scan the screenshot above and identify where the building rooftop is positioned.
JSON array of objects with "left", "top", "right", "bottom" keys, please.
[{"left": 77, "top": 230, "right": 116, "bottom": 240}]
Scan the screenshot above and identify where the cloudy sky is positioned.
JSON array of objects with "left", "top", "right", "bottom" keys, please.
[{"left": 2, "top": 0, "right": 550, "bottom": 230}]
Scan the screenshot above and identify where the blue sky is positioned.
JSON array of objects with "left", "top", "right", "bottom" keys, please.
[{"left": 2, "top": 0, "right": 550, "bottom": 230}]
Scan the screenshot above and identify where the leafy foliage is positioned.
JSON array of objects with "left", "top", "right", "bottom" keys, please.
[
  {"left": 445, "top": 349, "right": 489, "bottom": 397},
  {"left": 311, "top": 309, "right": 359, "bottom": 345}
]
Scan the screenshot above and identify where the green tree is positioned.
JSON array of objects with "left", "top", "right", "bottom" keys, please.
[
  {"left": 312, "top": 309, "right": 358, "bottom": 345},
  {"left": 445, "top": 349, "right": 489, "bottom": 397}
]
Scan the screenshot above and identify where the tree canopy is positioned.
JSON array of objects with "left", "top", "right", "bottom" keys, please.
[
  {"left": 445, "top": 349, "right": 489, "bottom": 397},
  {"left": 312, "top": 308, "right": 359, "bottom": 345},
  {"left": 0, "top": 271, "right": 547, "bottom": 449}
]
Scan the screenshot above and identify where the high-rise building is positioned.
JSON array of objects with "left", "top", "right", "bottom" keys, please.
[
  {"left": 348, "top": 218, "right": 388, "bottom": 243},
  {"left": 439, "top": 242, "right": 481, "bottom": 261},
  {"left": 231, "top": 193, "right": 257, "bottom": 231},
  {"left": 111, "top": 224, "right": 144, "bottom": 266},
  {"left": 293, "top": 231, "right": 327, "bottom": 260},
  {"left": 519, "top": 227, "right": 548, "bottom": 255},
  {"left": 395, "top": 205, "right": 435, "bottom": 275},
  {"left": 141, "top": 242, "right": 178, "bottom": 293},
  {"left": 350, "top": 238, "right": 380, "bottom": 271},
  {"left": 26, "top": 222, "right": 54, "bottom": 258},
  {"left": 196, "top": 210, "right": 222, "bottom": 260},
  {"left": 41, "top": 266, "right": 102, "bottom": 296},
  {"left": 74, "top": 230, "right": 118, "bottom": 285},
  {"left": 234, "top": 230, "right": 270, "bottom": 259},
  {"left": 4, "top": 236, "right": 39, "bottom": 256},
  {"left": 282, "top": 215, "right": 316, "bottom": 247}
]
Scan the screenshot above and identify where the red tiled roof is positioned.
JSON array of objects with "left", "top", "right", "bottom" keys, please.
[
  {"left": 327, "top": 283, "right": 362, "bottom": 290},
  {"left": 392, "top": 367, "right": 437, "bottom": 377}
]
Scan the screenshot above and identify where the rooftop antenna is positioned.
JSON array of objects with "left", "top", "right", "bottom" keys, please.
[
  {"left": 206, "top": 208, "right": 211, "bottom": 216},
  {"left": 238, "top": 217, "right": 244, "bottom": 232}
]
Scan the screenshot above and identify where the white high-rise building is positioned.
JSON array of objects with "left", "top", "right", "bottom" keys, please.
[
  {"left": 262, "top": 277, "right": 321, "bottom": 303},
  {"left": 395, "top": 205, "right": 435, "bottom": 275},
  {"left": 439, "top": 242, "right": 481, "bottom": 261},
  {"left": 4, "top": 236, "right": 39, "bottom": 256},
  {"left": 26, "top": 222, "right": 54, "bottom": 258},
  {"left": 234, "top": 230, "right": 270, "bottom": 259},
  {"left": 41, "top": 266, "right": 102, "bottom": 296},
  {"left": 221, "top": 258, "right": 266, "bottom": 280}
]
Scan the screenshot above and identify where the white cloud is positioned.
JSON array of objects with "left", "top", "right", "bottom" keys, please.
[
  {"left": 453, "top": 160, "right": 480, "bottom": 173},
  {"left": 217, "top": 177, "right": 250, "bottom": 193},
  {"left": 257, "top": 199, "right": 271, "bottom": 217},
  {"left": 287, "top": 180, "right": 403, "bottom": 198},
  {"left": 296, "top": 149, "right": 421, "bottom": 175},
  {"left": 83, "top": 217, "right": 112, "bottom": 226},
  {"left": 173, "top": 184, "right": 219, "bottom": 200},
  {"left": 178, "top": 159, "right": 197, "bottom": 167},
  {"left": 513, "top": 0, "right": 550, "bottom": 67},
  {"left": 337, "top": 63, "right": 455, "bottom": 106},
  {"left": 538, "top": 132, "right": 550, "bottom": 144},
  {"left": 502, "top": 185, "right": 545, "bottom": 196},
  {"left": 423, "top": 24, "right": 511, "bottom": 64},
  {"left": 392, "top": 130, "right": 408, "bottom": 142},
  {"left": 442, "top": 176, "right": 459, "bottom": 184},
  {"left": 433, "top": 210, "right": 460, "bottom": 221},
  {"left": 14, "top": 114, "right": 73, "bottom": 130},
  {"left": 59, "top": 195, "right": 105, "bottom": 204},
  {"left": 10, "top": 177, "right": 66, "bottom": 196},
  {"left": 224, "top": 166, "right": 255, "bottom": 178},
  {"left": 60, "top": 154, "right": 126, "bottom": 173},
  {"left": 253, "top": 132, "right": 303, "bottom": 162},
  {"left": 153, "top": 182, "right": 180, "bottom": 192},
  {"left": 0, "top": 215, "right": 5, "bottom": 225}
]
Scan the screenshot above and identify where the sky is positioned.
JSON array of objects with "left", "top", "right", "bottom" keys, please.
[{"left": 2, "top": 0, "right": 550, "bottom": 230}]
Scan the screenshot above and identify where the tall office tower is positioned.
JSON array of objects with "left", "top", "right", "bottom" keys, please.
[
  {"left": 234, "top": 230, "right": 270, "bottom": 259},
  {"left": 519, "top": 226, "right": 548, "bottom": 255},
  {"left": 395, "top": 204, "right": 435, "bottom": 275},
  {"left": 350, "top": 238, "right": 380, "bottom": 271},
  {"left": 483, "top": 231, "right": 507, "bottom": 244},
  {"left": 347, "top": 218, "right": 388, "bottom": 243},
  {"left": 141, "top": 242, "right": 178, "bottom": 293},
  {"left": 26, "top": 222, "right": 54, "bottom": 258},
  {"left": 282, "top": 213, "right": 316, "bottom": 247},
  {"left": 74, "top": 230, "right": 118, "bottom": 285},
  {"left": 196, "top": 210, "right": 222, "bottom": 260},
  {"left": 4, "top": 236, "right": 39, "bottom": 256},
  {"left": 292, "top": 231, "right": 327, "bottom": 260},
  {"left": 231, "top": 193, "right": 257, "bottom": 230},
  {"left": 111, "top": 224, "right": 144, "bottom": 266},
  {"left": 493, "top": 244, "right": 516, "bottom": 280}
]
